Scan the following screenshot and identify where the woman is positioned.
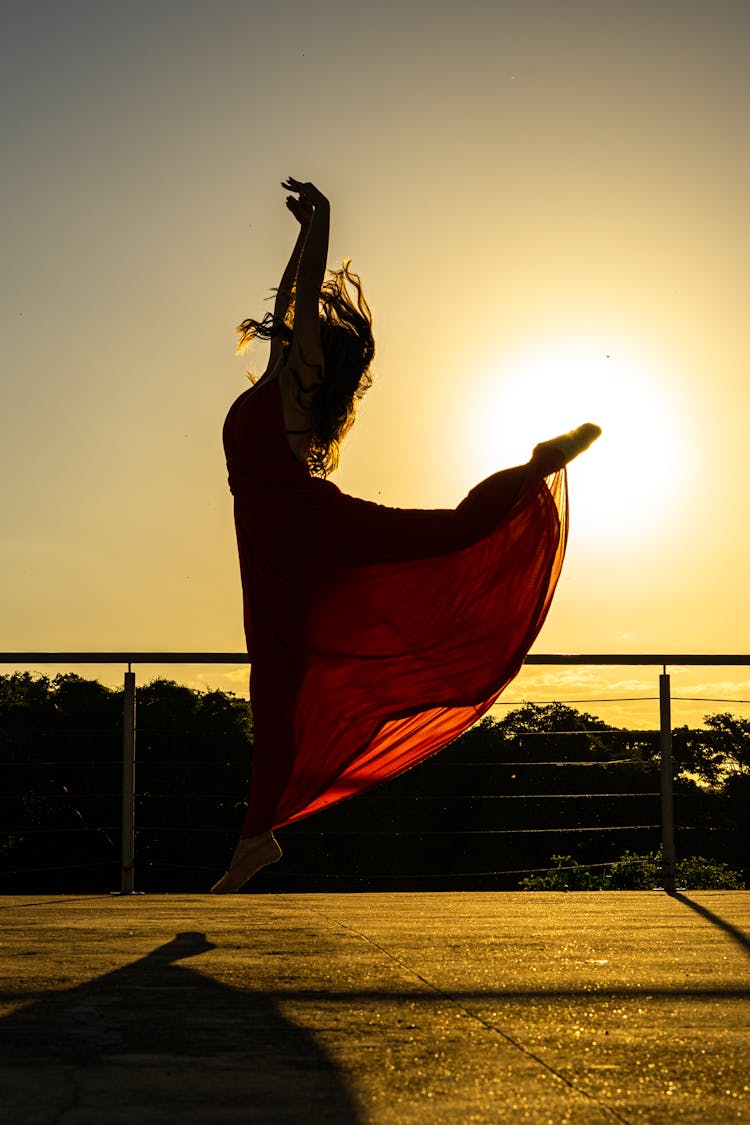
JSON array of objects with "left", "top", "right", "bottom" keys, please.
[{"left": 212, "top": 178, "right": 600, "bottom": 893}]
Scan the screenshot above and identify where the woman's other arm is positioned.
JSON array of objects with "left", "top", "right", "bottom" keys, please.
[
  {"left": 260, "top": 193, "right": 313, "bottom": 376},
  {"left": 272, "top": 192, "right": 312, "bottom": 323}
]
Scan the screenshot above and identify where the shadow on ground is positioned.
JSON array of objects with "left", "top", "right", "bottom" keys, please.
[
  {"left": 0, "top": 931, "right": 361, "bottom": 1124},
  {"left": 673, "top": 891, "right": 750, "bottom": 957}
]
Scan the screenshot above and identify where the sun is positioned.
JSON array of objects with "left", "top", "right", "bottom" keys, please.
[{"left": 461, "top": 334, "right": 689, "bottom": 545}]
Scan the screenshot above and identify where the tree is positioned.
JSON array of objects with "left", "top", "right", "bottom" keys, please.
[
  {"left": 2, "top": 684, "right": 747, "bottom": 892},
  {"left": 0, "top": 673, "right": 253, "bottom": 892},
  {"left": 673, "top": 712, "right": 750, "bottom": 787}
]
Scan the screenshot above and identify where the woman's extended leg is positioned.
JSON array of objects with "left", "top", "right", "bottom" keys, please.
[
  {"left": 286, "top": 423, "right": 601, "bottom": 570},
  {"left": 214, "top": 424, "right": 600, "bottom": 891}
]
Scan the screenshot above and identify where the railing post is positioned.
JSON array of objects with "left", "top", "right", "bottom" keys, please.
[
  {"left": 659, "top": 669, "right": 676, "bottom": 893},
  {"left": 120, "top": 668, "right": 136, "bottom": 894}
]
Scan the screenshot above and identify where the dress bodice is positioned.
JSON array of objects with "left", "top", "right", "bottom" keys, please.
[{"left": 223, "top": 373, "right": 309, "bottom": 492}]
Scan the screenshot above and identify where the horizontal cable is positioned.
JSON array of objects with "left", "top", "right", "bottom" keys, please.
[
  {"left": 2, "top": 652, "right": 749, "bottom": 664},
  {"left": 135, "top": 761, "right": 249, "bottom": 768},
  {"left": 672, "top": 696, "right": 750, "bottom": 705},
  {"left": 133, "top": 791, "right": 661, "bottom": 802},
  {"left": 498, "top": 695, "right": 750, "bottom": 706},
  {"left": 0, "top": 761, "right": 122, "bottom": 768},
  {"left": 0, "top": 792, "right": 660, "bottom": 805},
  {"left": 0, "top": 861, "right": 116, "bottom": 875},
  {"left": 135, "top": 728, "right": 246, "bottom": 737},
  {"left": 7, "top": 822, "right": 722, "bottom": 840},
  {"left": 267, "top": 870, "right": 598, "bottom": 881},
  {"left": 0, "top": 793, "right": 119, "bottom": 802},
  {"left": 498, "top": 730, "right": 655, "bottom": 738},
  {"left": 675, "top": 825, "right": 731, "bottom": 833},
  {"left": 130, "top": 824, "right": 660, "bottom": 836},
  {"left": 22, "top": 727, "right": 121, "bottom": 735},
  {"left": 402, "top": 792, "right": 659, "bottom": 800},
  {"left": 0, "top": 826, "right": 119, "bottom": 836},
  {"left": 414, "top": 759, "right": 640, "bottom": 766},
  {"left": 135, "top": 857, "right": 649, "bottom": 878},
  {"left": 0, "top": 760, "right": 244, "bottom": 769},
  {"left": 0, "top": 756, "right": 641, "bottom": 766},
  {"left": 495, "top": 698, "right": 660, "bottom": 706}
]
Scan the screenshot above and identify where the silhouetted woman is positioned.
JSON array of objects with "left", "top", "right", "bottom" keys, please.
[{"left": 213, "top": 179, "right": 600, "bottom": 892}]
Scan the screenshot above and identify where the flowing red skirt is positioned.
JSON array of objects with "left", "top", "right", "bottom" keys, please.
[{"left": 223, "top": 375, "right": 568, "bottom": 836}]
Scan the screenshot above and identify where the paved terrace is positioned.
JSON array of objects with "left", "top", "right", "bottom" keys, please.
[{"left": 0, "top": 892, "right": 747, "bottom": 1124}]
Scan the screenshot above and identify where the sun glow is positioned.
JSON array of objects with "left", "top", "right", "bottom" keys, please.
[{"left": 462, "top": 335, "right": 689, "bottom": 545}]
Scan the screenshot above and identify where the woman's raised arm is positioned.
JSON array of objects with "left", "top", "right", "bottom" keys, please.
[
  {"left": 264, "top": 193, "right": 312, "bottom": 371},
  {"left": 281, "top": 177, "right": 330, "bottom": 372}
]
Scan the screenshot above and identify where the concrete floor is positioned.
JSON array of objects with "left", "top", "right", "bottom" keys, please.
[{"left": 0, "top": 892, "right": 748, "bottom": 1124}]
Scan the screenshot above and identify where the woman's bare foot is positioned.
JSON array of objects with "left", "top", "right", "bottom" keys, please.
[
  {"left": 210, "top": 831, "right": 282, "bottom": 894},
  {"left": 532, "top": 423, "right": 602, "bottom": 472}
]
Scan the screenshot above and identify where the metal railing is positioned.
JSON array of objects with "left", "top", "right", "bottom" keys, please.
[{"left": 2, "top": 651, "right": 749, "bottom": 894}]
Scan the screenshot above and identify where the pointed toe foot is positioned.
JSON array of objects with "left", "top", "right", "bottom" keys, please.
[
  {"left": 533, "top": 423, "right": 602, "bottom": 470},
  {"left": 210, "top": 833, "right": 282, "bottom": 894}
]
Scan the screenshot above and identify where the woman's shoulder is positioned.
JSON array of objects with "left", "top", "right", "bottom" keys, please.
[
  {"left": 227, "top": 372, "right": 280, "bottom": 432},
  {"left": 252, "top": 349, "right": 286, "bottom": 390}
]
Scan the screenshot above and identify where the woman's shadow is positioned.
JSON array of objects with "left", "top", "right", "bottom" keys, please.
[{"left": 0, "top": 930, "right": 362, "bottom": 1124}]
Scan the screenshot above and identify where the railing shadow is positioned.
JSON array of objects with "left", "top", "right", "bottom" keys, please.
[
  {"left": 0, "top": 931, "right": 362, "bottom": 1124},
  {"left": 670, "top": 891, "right": 750, "bottom": 958}
]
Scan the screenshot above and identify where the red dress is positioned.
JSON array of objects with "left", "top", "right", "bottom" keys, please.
[{"left": 223, "top": 373, "right": 568, "bottom": 837}]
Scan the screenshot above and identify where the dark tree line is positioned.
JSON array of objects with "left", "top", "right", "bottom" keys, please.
[
  {"left": 1, "top": 673, "right": 251, "bottom": 892},
  {"left": 1, "top": 674, "right": 747, "bottom": 891}
]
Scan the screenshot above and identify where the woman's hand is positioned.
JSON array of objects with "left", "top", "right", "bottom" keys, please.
[
  {"left": 281, "top": 177, "right": 329, "bottom": 211},
  {"left": 285, "top": 192, "right": 313, "bottom": 227}
]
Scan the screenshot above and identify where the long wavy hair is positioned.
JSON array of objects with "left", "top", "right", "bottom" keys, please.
[{"left": 236, "top": 261, "right": 374, "bottom": 477}]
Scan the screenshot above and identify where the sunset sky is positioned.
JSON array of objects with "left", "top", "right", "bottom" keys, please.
[{"left": 2, "top": 0, "right": 748, "bottom": 729}]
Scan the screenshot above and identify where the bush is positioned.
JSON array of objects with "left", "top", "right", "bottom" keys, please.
[
  {"left": 676, "top": 854, "right": 745, "bottom": 889},
  {"left": 520, "top": 850, "right": 745, "bottom": 890},
  {"left": 608, "top": 850, "right": 661, "bottom": 889},
  {"left": 520, "top": 855, "right": 605, "bottom": 890}
]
